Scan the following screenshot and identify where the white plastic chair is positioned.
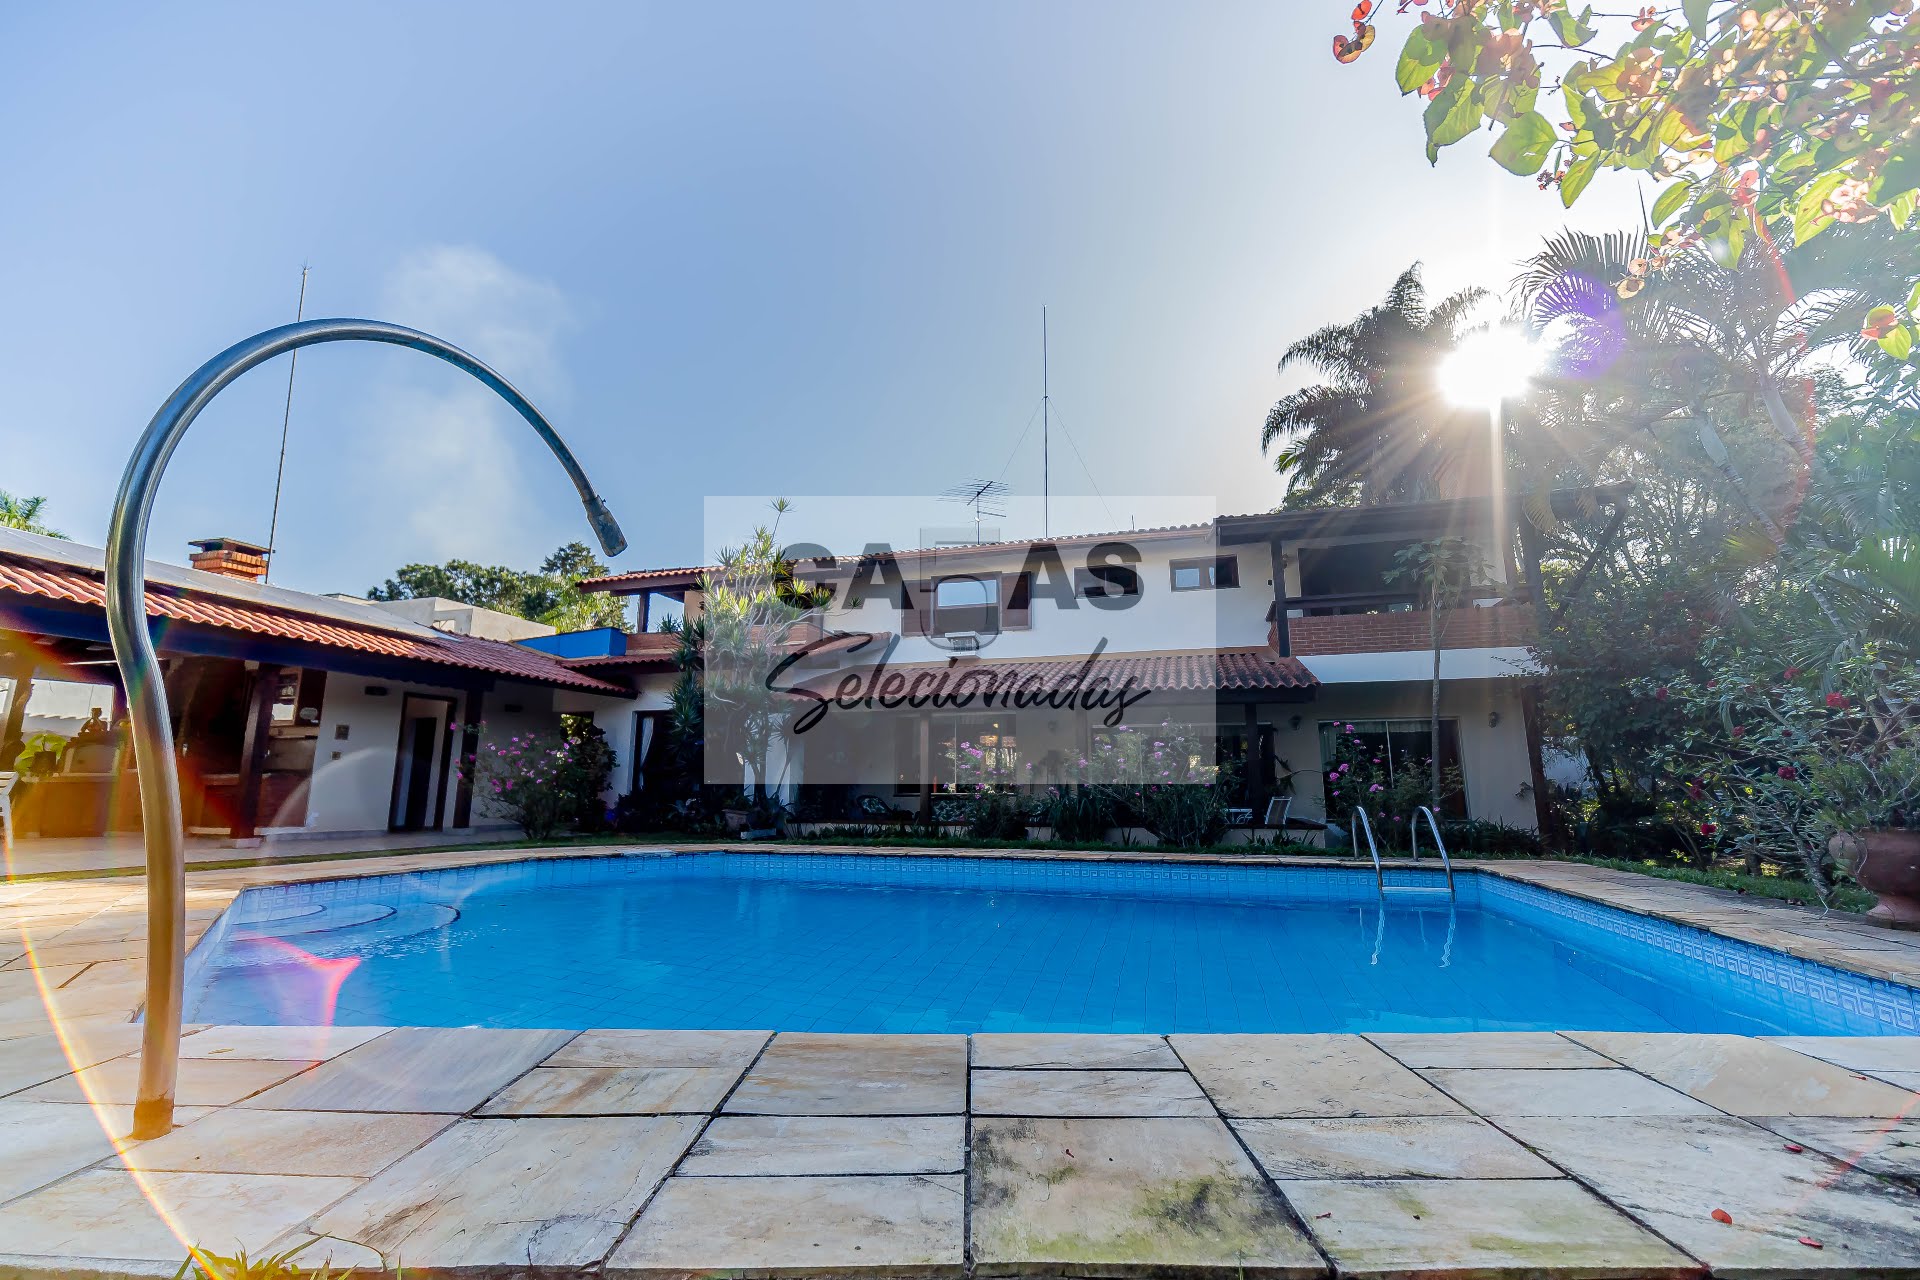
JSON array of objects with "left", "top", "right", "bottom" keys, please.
[{"left": 1263, "top": 795, "right": 1291, "bottom": 828}]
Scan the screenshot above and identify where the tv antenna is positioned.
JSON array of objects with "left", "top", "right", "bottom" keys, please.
[
  {"left": 939, "top": 478, "right": 1008, "bottom": 542},
  {"left": 264, "top": 264, "right": 309, "bottom": 583}
]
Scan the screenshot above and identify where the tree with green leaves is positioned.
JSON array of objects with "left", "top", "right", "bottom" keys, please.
[
  {"left": 0, "top": 492, "right": 64, "bottom": 538},
  {"left": 692, "top": 500, "right": 830, "bottom": 813},
  {"left": 1334, "top": 0, "right": 1920, "bottom": 379},
  {"left": 1262, "top": 264, "right": 1490, "bottom": 507},
  {"left": 1386, "top": 536, "right": 1491, "bottom": 810},
  {"left": 367, "top": 541, "right": 628, "bottom": 631}
]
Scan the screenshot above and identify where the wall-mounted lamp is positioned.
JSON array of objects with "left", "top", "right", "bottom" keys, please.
[
  {"left": 1288, "top": 714, "right": 1302, "bottom": 731},
  {"left": 1488, "top": 710, "right": 1501, "bottom": 728}
]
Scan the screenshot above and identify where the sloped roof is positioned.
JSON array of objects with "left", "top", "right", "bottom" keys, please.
[
  {"left": 787, "top": 647, "right": 1317, "bottom": 698},
  {"left": 0, "top": 528, "right": 630, "bottom": 695},
  {"left": 579, "top": 523, "right": 1219, "bottom": 594}
]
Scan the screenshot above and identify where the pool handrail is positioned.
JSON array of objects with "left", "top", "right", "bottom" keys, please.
[
  {"left": 1352, "top": 807, "right": 1384, "bottom": 895},
  {"left": 1411, "top": 805, "right": 1457, "bottom": 898}
]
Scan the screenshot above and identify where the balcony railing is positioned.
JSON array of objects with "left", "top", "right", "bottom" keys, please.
[{"left": 1287, "top": 601, "right": 1535, "bottom": 656}]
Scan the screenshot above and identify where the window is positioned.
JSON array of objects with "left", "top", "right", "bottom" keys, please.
[
  {"left": 937, "top": 715, "right": 1018, "bottom": 789},
  {"left": 1075, "top": 565, "right": 1141, "bottom": 599},
  {"left": 1170, "top": 555, "right": 1240, "bottom": 591},
  {"left": 1318, "top": 717, "right": 1466, "bottom": 817},
  {"left": 931, "top": 574, "right": 999, "bottom": 636}
]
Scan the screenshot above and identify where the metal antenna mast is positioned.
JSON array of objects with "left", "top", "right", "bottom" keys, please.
[
  {"left": 264, "top": 265, "right": 309, "bottom": 583},
  {"left": 1042, "top": 306, "right": 1049, "bottom": 539}
]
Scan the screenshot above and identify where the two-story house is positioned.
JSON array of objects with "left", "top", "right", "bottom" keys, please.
[{"left": 576, "top": 492, "right": 1567, "bottom": 836}]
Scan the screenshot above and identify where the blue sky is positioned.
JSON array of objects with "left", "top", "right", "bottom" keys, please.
[{"left": 0, "top": 3, "right": 1646, "bottom": 594}]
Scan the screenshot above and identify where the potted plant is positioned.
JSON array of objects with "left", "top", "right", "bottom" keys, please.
[{"left": 1815, "top": 719, "right": 1920, "bottom": 928}]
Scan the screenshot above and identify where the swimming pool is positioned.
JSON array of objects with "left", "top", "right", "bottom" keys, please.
[{"left": 183, "top": 851, "right": 1920, "bottom": 1036}]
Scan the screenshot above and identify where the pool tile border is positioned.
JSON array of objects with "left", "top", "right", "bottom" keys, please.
[{"left": 186, "top": 848, "right": 1920, "bottom": 1036}]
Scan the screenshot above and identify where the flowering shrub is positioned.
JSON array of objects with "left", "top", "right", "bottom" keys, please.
[
  {"left": 469, "top": 718, "right": 616, "bottom": 839},
  {"left": 1084, "top": 722, "right": 1229, "bottom": 848},
  {"left": 940, "top": 720, "right": 1228, "bottom": 847},
  {"left": 1321, "top": 723, "right": 1460, "bottom": 853},
  {"left": 1639, "top": 644, "right": 1920, "bottom": 903}
]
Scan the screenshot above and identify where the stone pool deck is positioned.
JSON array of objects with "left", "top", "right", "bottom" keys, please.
[{"left": 2, "top": 845, "right": 1918, "bottom": 1277}]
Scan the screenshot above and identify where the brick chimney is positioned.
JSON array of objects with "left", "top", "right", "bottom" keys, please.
[{"left": 187, "top": 536, "right": 269, "bottom": 583}]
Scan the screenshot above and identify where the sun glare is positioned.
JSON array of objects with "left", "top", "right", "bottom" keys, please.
[{"left": 1437, "top": 326, "right": 1543, "bottom": 410}]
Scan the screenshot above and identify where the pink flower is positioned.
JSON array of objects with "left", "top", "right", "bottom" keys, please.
[
  {"left": 1655, "top": 686, "right": 1669, "bottom": 701},
  {"left": 1777, "top": 766, "right": 1797, "bottom": 779},
  {"left": 1825, "top": 693, "right": 1848, "bottom": 710},
  {"left": 1730, "top": 725, "right": 1745, "bottom": 739},
  {"left": 1699, "top": 821, "right": 1717, "bottom": 836}
]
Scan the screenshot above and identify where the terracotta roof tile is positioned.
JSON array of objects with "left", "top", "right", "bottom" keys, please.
[
  {"left": 790, "top": 647, "right": 1316, "bottom": 697},
  {"left": 0, "top": 555, "right": 631, "bottom": 696}
]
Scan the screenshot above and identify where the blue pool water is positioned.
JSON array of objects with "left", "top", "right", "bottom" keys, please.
[{"left": 183, "top": 852, "right": 1920, "bottom": 1035}]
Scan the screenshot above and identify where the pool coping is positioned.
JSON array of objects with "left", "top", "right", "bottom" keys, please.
[{"left": 5, "top": 846, "right": 1920, "bottom": 1278}]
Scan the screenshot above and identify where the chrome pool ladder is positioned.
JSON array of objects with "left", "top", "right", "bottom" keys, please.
[
  {"left": 1410, "top": 805, "right": 1457, "bottom": 898},
  {"left": 1352, "top": 807, "right": 1386, "bottom": 895},
  {"left": 1352, "top": 806, "right": 1456, "bottom": 899}
]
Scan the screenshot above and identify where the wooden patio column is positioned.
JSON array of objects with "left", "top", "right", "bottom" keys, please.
[
  {"left": 229, "top": 663, "right": 282, "bottom": 841},
  {"left": 0, "top": 661, "right": 33, "bottom": 762},
  {"left": 1268, "top": 535, "right": 1291, "bottom": 657},
  {"left": 1243, "top": 701, "right": 1262, "bottom": 809},
  {"left": 916, "top": 711, "right": 933, "bottom": 823},
  {"left": 452, "top": 686, "right": 486, "bottom": 829}
]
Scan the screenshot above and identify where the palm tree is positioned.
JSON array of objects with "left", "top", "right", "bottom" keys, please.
[
  {"left": 1262, "top": 264, "right": 1488, "bottom": 508},
  {"left": 0, "top": 491, "right": 64, "bottom": 538},
  {"left": 1511, "top": 225, "right": 1918, "bottom": 660}
]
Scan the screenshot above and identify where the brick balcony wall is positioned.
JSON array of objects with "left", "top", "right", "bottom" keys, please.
[{"left": 1287, "top": 603, "right": 1536, "bottom": 656}]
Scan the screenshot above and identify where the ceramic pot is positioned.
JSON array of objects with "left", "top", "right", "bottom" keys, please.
[{"left": 1830, "top": 829, "right": 1920, "bottom": 930}]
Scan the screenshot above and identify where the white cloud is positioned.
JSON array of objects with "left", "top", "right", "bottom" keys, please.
[{"left": 347, "top": 246, "right": 577, "bottom": 563}]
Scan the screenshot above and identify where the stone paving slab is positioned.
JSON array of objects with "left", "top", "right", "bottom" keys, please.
[
  {"left": 971, "top": 1032, "right": 1180, "bottom": 1070},
  {"left": 1281, "top": 1177, "right": 1699, "bottom": 1279},
  {"left": 726, "top": 1032, "right": 968, "bottom": 1115},
  {"left": 241, "top": 1026, "right": 574, "bottom": 1112},
  {"left": 15, "top": 1055, "right": 318, "bottom": 1108},
  {"left": 1173, "top": 1034, "right": 1466, "bottom": 1118},
  {"left": 1502, "top": 1113, "right": 1920, "bottom": 1274},
  {"left": 1748, "top": 1116, "right": 1920, "bottom": 1182},
  {"left": 176, "top": 1024, "right": 388, "bottom": 1061},
  {"left": 970, "top": 1115, "right": 1324, "bottom": 1276},
  {"left": 681, "top": 1114, "right": 966, "bottom": 1176},
  {"left": 971, "top": 1067, "right": 1214, "bottom": 1117},
  {"left": 0, "top": 1025, "right": 145, "bottom": 1096},
  {"left": 1570, "top": 1032, "right": 1920, "bottom": 1117},
  {"left": 610, "top": 1173, "right": 966, "bottom": 1277},
  {"left": 1419, "top": 1067, "right": 1719, "bottom": 1117},
  {"left": 545, "top": 1026, "right": 770, "bottom": 1068},
  {"left": 1232, "top": 1115, "right": 1560, "bottom": 1180},
  {"left": 1768, "top": 1035, "right": 1920, "bottom": 1075},
  {"left": 478, "top": 1064, "right": 742, "bottom": 1115},
  {"left": 0, "top": 1168, "right": 362, "bottom": 1265},
  {"left": 118, "top": 1108, "right": 453, "bottom": 1176},
  {"left": 308, "top": 1115, "right": 699, "bottom": 1268},
  {"left": 1367, "top": 1030, "right": 1610, "bottom": 1069},
  {"left": 0, "top": 1100, "right": 215, "bottom": 1202}
]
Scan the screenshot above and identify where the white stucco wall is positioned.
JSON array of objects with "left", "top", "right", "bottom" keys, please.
[
  {"left": 1260, "top": 679, "right": 1535, "bottom": 830},
  {"left": 819, "top": 532, "right": 1280, "bottom": 660},
  {"left": 296, "top": 676, "right": 468, "bottom": 835}
]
